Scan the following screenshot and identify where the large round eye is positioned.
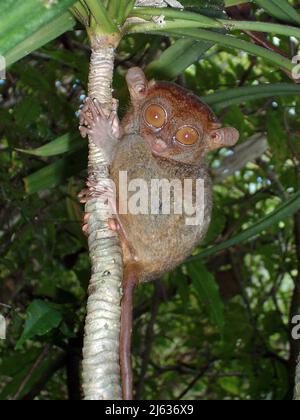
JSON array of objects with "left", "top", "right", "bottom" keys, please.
[
  {"left": 144, "top": 104, "right": 166, "bottom": 129},
  {"left": 175, "top": 126, "right": 199, "bottom": 146}
]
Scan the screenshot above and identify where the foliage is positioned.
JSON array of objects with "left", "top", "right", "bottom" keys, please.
[{"left": 0, "top": 0, "right": 300, "bottom": 400}]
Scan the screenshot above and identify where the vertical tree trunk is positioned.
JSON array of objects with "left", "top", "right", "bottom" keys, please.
[{"left": 82, "top": 42, "right": 123, "bottom": 400}]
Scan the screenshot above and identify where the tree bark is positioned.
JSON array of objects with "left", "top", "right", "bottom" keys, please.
[{"left": 82, "top": 43, "right": 123, "bottom": 400}]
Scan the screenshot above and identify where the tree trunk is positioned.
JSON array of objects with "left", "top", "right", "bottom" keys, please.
[{"left": 82, "top": 42, "right": 123, "bottom": 400}]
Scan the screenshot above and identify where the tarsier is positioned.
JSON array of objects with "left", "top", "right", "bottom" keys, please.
[{"left": 79, "top": 67, "right": 239, "bottom": 400}]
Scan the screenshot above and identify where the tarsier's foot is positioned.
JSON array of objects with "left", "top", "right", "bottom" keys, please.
[
  {"left": 81, "top": 191, "right": 138, "bottom": 260},
  {"left": 108, "top": 216, "right": 138, "bottom": 262},
  {"left": 79, "top": 98, "right": 121, "bottom": 159}
]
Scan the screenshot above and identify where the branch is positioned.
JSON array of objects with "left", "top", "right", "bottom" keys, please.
[
  {"left": 212, "top": 134, "right": 269, "bottom": 182},
  {"left": 12, "top": 345, "right": 51, "bottom": 400},
  {"left": 176, "top": 360, "right": 216, "bottom": 400}
]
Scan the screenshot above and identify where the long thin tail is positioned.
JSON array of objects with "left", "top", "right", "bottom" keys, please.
[{"left": 120, "top": 271, "right": 137, "bottom": 400}]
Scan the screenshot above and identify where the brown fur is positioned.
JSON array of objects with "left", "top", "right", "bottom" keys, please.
[{"left": 110, "top": 133, "right": 212, "bottom": 282}]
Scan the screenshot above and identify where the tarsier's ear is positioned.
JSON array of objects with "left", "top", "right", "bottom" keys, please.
[
  {"left": 207, "top": 126, "right": 239, "bottom": 151},
  {"left": 126, "top": 67, "right": 149, "bottom": 100}
]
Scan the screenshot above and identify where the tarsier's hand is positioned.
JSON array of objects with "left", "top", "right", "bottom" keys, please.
[{"left": 79, "top": 98, "right": 121, "bottom": 162}]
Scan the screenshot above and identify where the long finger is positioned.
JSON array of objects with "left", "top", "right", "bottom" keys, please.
[
  {"left": 86, "top": 97, "right": 98, "bottom": 121},
  {"left": 93, "top": 99, "right": 108, "bottom": 118}
]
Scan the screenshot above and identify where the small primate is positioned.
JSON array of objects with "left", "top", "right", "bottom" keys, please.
[{"left": 79, "top": 67, "right": 239, "bottom": 400}]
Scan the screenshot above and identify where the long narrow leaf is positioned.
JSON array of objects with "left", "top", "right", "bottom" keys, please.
[
  {"left": 156, "top": 28, "right": 294, "bottom": 74},
  {"left": 146, "top": 38, "right": 214, "bottom": 80},
  {"left": 0, "top": 0, "right": 76, "bottom": 56},
  {"left": 5, "top": 12, "right": 75, "bottom": 67},
  {"left": 187, "top": 262, "right": 225, "bottom": 332},
  {"left": 189, "top": 190, "right": 300, "bottom": 261},
  {"left": 255, "top": 0, "right": 300, "bottom": 25},
  {"left": 24, "top": 150, "right": 87, "bottom": 195},
  {"left": 16, "top": 133, "right": 83, "bottom": 157},
  {"left": 131, "top": 7, "right": 300, "bottom": 38},
  {"left": 203, "top": 83, "right": 300, "bottom": 110}
]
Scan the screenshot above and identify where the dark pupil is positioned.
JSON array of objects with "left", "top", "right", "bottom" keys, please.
[{"left": 153, "top": 111, "right": 160, "bottom": 120}]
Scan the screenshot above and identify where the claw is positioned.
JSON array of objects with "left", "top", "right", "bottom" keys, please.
[
  {"left": 82, "top": 223, "right": 89, "bottom": 236},
  {"left": 83, "top": 213, "right": 90, "bottom": 224},
  {"left": 79, "top": 125, "right": 92, "bottom": 138},
  {"left": 108, "top": 218, "right": 118, "bottom": 232}
]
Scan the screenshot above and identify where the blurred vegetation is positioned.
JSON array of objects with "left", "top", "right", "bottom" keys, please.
[{"left": 0, "top": 0, "right": 300, "bottom": 400}]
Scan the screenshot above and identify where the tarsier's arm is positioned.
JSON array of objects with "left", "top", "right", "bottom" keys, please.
[{"left": 79, "top": 98, "right": 136, "bottom": 401}]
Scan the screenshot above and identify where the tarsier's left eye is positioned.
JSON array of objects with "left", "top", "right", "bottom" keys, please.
[
  {"left": 144, "top": 104, "right": 166, "bottom": 129},
  {"left": 175, "top": 126, "right": 199, "bottom": 146}
]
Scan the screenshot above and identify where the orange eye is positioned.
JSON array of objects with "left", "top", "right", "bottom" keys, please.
[
  {"left": 144, "top": 104, "right": 166, "bottom": 129},
  {"left": 175, "top": 126, "right": 199, "bottom": 146}
]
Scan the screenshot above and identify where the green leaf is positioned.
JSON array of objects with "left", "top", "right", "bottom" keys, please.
[
  {"left": 0, "top": 350, "right": 64, "bottom": 400},
  {"left": 187, "top": 261, "right": 224, "bottom": 332},
  {"left": 174, "top": 0, "right": 225, "bottom": 14},
  {"left": 130, "top": 7, "right": 300, "bottom": 38},
  {"left": 255, "top": 0, "right": 300, "bottom": 25},
  {"left": 109, "top": 0, "right": 135, "bottom": 25},
  {"left": 219, "top": 377, "right": 241, "bottom": 395},
  {"left": 203, "top": 83, "right": 300, "bottom": 110},
  {"left": 146, "top": 38, "right": 214, "bottom": 80},
  {"left": 24, "top": 149, "right": 87, "bottom": 194},
  {"left": 1, "top": 2, "right": 76, "bottom": 67},
  {"left": 225, "top": 0, "right": 249, "bottom": 6},
  {"left": 4, "top": 13, "right": 75, "bottom": 68},
  {"left": 84, "top": 0, "right": 118, "bottom": 32},
  {"left": 17, "top": 133, "right": 83, "bottom": 157},
  {"left": 267, "top": 113, "right": 289, "bottom": 161},
  {"left": 13, "top": 96, "right": 42, "bottom": 126},
  {"left": 154, "top": 28, "right": 294, "bottom": 74},
  {"left": 128, "top": 16, "right": 295, "bottom": 75},
  {"left": 0, "top": 350, "right": 40, "bottom": 376},
  {"left": 189, "top": 190, "right": 300, "bottom": 260},
  {"left": 16, "top": 300, "right": 63, "bottom": 349}
]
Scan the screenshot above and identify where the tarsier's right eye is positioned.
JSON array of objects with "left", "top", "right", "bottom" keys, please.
[{"left": 144, "top": 104, "right": 166, "bottom": 129}]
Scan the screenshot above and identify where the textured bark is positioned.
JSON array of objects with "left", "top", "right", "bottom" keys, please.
[{"left": 82, "top": 45, "right": 123, "bottom": 400}]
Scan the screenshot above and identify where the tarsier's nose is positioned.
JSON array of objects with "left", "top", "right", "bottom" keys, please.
[{"left": 152, "top": 138, "right": 167, "bottom": 154}]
